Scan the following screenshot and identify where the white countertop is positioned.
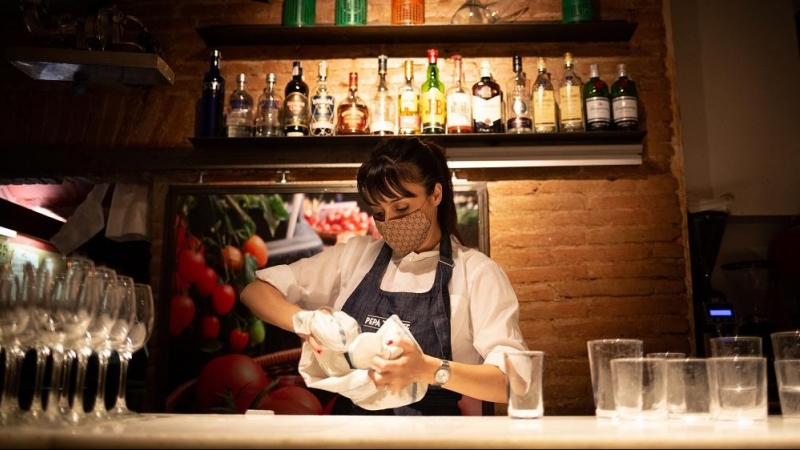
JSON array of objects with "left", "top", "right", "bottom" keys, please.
[{"left": 2, "top": 414, "right": 799, "bottom": 449}]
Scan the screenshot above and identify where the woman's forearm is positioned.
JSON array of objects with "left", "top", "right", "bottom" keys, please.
[
  {"left": 240, "top": 280, "right": 304, "bottom": 333},
  {"left": 420, "top": 355, "right": 508, "bottom": 404}
]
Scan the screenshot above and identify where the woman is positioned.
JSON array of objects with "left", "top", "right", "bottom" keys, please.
[{"left": 240, "top": 136, "right": 527, "bottom": 415}]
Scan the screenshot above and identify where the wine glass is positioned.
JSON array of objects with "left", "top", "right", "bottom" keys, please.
[
  {"left": 0, "top": 263, "right": 32, "bottom": 426},
  {"left": 108, "top": 283, "right": 154, "bottom": 417},
  {"left": 450, "top": 0, "right": 491, "bottom": 24},
  {"left": 86, "top": 274, "right": 136, "bottom": 422},
  {"left": 450, "top": 0, "right": 530, "bottom": 24}
]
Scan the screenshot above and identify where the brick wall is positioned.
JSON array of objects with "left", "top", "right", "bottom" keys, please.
[{"left": 0, "top": 0, "right": 690, "bottom": 415}]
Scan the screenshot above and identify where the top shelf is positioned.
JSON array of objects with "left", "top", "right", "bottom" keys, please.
[{"left": 196, "top": 21, "right": 638, "bottom": 47}]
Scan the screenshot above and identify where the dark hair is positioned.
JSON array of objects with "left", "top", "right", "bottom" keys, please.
[{"left": 357, "top": 137, "right": 463, "bottom": 244}]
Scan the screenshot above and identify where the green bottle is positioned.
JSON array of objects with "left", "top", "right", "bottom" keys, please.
[
  {"left": 610, "top": 63, "right": 639, "bottom": 131},
  {"left": 583, "top": 64, "right": 611, "bottom": 131},
  {"left": 420, "top": 48, "right": 446, "bottom": 134}
]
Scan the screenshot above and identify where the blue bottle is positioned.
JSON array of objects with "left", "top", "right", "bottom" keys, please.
[{"left": 199, "top": 49, "right": 225, "bottom": 137}]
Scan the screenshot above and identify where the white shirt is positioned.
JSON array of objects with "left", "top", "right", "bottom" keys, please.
[{"left": 255, "top": 235, "right": 528, "bottom": 372}]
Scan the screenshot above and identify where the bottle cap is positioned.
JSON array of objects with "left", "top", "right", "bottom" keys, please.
[{"left": 427, "top": 49, "right": 438, "bottom": 63}]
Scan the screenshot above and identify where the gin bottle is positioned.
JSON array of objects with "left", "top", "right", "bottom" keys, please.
[
  {"left": 558, "top": 52, "right": 584, "bottom": 132},
  {"left": 445, "top": 54, "right": 472, "bottom": 134},
  {"left": 532, "top": 57, "right": 558, "bottom": 133},
  {"left": 583, "top": 64, "right": 611, "bottom": 131},
  {"left": 505, "top": 55, "right": 532, "bottom": 134},
  {"left": 226, "top": 73, "right": 254, "bottom": 138},
  {"left": 283, "top": 61, "right": 310, "bottom": 136},
  {"left": 420, "top": 48, "right": 446, "bottom": 134},
  {"left": 310, "top": 61, "right": 335, "bottom": 136},
  {"left": 472, "top": 60, "right": 503, "bottom": 133},
  {"left": 199, "top": 49, "right": 225, "bottom": 137},
  {"left": 255, "top": 73, "right": 283, "bottom": 137},
  {"left": 370, "top": 55, "right": 396, "bottom": 135},
  {"left": 611, "top": 63, "right": 639, "bottom": 131},
  {"left": 397, "top": 60, "right": 421, "bottom": 135}
]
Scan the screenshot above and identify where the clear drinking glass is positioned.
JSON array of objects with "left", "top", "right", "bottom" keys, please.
[
  {"left": 108, "top": 283, "right": 155, "bottom": 417},
  {"left": 0, "top": 263, "right": 32, "bottom": 426}
]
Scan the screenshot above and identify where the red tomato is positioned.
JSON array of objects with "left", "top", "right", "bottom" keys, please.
[
  {"left": 255, "top": 385, "right": 323, "bottom": 415},
  {"left": 229, "top": 328, "right": 249, "bottom": 353},
  {"left": 195, "top": 266, "right": 218, "bottom": 298},
  {"left": 168, "top": 294, "right": 195, "bottom": 336},
  {"left": 222, "top": 245, "right": 243, "bottom": 272},
  {"left": 200, "top": 316, "right": 220, "bottom": 339},
  {"left": 177, "top": 248, "right": 206, "bottom": 284},
  {"left": 212, "top": 284, "right": 236, "bottom": 316},
  {"left": 243, "top": 234, "right": 269, "bottom": 268},
  {"left": 194, "top": 354, "right": 269, "bottom": 414}
]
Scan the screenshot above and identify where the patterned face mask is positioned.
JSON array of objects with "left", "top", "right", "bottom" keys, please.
[{"left": 374, "top": 207, "right": 431, "bottom": 257}]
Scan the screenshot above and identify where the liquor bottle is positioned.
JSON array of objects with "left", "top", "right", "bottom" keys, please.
[
  {"left": 199, "top": 49, "right": 225, "bottom": 137},
  {"left": 420, "top": 49, "right": 446, "bottom": 134},
  {"left": 283, "top": 61, "right": 310, "bottom": 137},
  {"left": 558, "top": 52, "right": 584, "bottom": 132},
  {"left": 310, "top": 61, "right": 335, "bottom": 136},
  {"left": 397, "top": 60, "right": 421, "bottom": 135},
  {"left": 471, "top": 60, "right": 503, "bottom": 133},
  {"left": 505, "top": 55, "right": 532, "bottom": 134},
  {"left": 370, "top": 55, "right": 396, "bottom": 135},
  {"left": 583, "top": 64, "right": 611, "bottom": 131},
  {"left": 531, "top": 57, "right": 558, "bottom": 133},
  {"left": 226, "top": 73, "right": 254, "bottom": 138},
  {"left": 255, "top": 73, "right": 283, "bottom": 137},
  {"left": 445, "top": 54, "right": 472, "bottom": 134},
  {"left": 611, "top": 63, "right": 639, "bottom": 131},
  {"left": 336, "top": 72, "right": 370, "bottom": 135}
]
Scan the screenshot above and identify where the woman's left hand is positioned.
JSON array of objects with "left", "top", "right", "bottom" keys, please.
[{"left": 367, "top": 337, "right": 432, "bottom": 392}]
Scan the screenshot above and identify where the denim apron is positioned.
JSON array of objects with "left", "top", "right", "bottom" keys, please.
[{"left": 340, "top": 234, "right": 462, "bottom": 415}]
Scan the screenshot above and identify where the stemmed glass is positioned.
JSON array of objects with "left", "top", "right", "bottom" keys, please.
[
  {"left": 450, "top": 0, "right": 529, "bottom": 24},
  {"left": 86, "top": 274, "right": 136, "bottom": 421},
  {"left": 0, "top": 262, "right": 32, "bottom": 425},
  {"left": 108, "top": 283, "right": 154, "bottom": 417}
]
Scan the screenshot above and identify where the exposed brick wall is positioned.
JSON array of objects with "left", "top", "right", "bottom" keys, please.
[{"left": 0, "top": 0, "right": 690, "bottom": 416}]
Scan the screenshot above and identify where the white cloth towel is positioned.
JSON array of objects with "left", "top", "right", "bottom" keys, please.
[
  {"left": 50, "top": 183, "right": 109, "bottom": 254},
  {"left": 293, "top": 310, "right": 427, "bottom": 410},
  {"left": 105, "top": 183, "right": 151, "bottom": 242}
]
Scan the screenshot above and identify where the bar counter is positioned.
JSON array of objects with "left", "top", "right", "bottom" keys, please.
[{"left": 1, "top": 414, "right": 799, "bottom": 449}]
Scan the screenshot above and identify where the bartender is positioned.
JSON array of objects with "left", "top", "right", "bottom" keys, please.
[{"left": 240, "top": 136, "right": 528, "bottom": 415}]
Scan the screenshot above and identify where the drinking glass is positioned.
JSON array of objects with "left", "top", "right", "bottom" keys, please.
[
  {"left": 0, "top": 263, "right": 32, "bottom": 426},
  {"left": 108, "top": 283, "right": 154, "bottom": 417}
]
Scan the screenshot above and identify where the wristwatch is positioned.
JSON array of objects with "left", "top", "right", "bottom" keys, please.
[{"left": 433, "top": 359, "right": 451, "bottom": 387}]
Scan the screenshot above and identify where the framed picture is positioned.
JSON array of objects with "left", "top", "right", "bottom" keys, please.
[{"left": 157, "top": 181, "right": 488, "bottom": 415}]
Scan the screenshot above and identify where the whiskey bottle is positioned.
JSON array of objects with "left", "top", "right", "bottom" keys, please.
[
  {"left": 199, "top": 49, "right": 225, "bottom": 137},
  {"left": 283, "top": 61, "right": 310, "bottom": 137},
  {"left": 226, "top": 73, "right": 254, "bottom": 138},
  {"left": 397, "top": 60, "right": 420, "bottom": 135},
  {"left": 370, "top": 55, "right": 396, "bottom": 135},
  {"left": 583, "top": 64, "right": 611, "bottom": 131},
  {"left": 336, "top": 72, "right": 370, "bottom": 135},
  {"left": 420, "top": 49, "right": 446, "bottom": 134},
  {"left": 310, "top": 61, "right": 335, "bottom": 136},
  {"left": 472, "top": 60, "right": 503, "bottom": 133},
  {"left": 531, "top": 57, "right": 558, "bottom": 133},
  {"left": 558, "top": 52, "right": 584, "bottom": 132},
  {"left": 611, "top": 63, "right": 639, "bottom": 131},
  {"left": 445, "top": 54, "right": 472, "bottom": 134},
  {"left": 505, "top": 55, "right": 532, "bottom": 134},
  {"left": 255, "top": 73, "right": 283, "bottom": 137}
]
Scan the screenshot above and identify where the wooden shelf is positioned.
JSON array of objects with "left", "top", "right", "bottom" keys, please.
[{"left": 196, "top": 21, "right": 638, "bottom": 48}]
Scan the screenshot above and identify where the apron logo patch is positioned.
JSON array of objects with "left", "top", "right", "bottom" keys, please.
[{"left": 363, "top": 315, "right": 412, "bottom": 332}]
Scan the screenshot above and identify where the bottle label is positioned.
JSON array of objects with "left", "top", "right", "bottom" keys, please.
[
  {"left": 226, "top": 125, "right": 252, "bottom": 138},
  {"left": 371, "top": 120, "right": 395, "bottom": 134},
  {"left": 586, "top": 97, "right": 611, "bottom": 124},
  {"left": 204, "top": 80, "right": 223, "bottom": 92},
  {"left": 398, "top": 90, "right": 420, "bottom": 133},
  {"left": 284, "top": 92, "right": 309, "bottom": 128},
  {"left": 311, "top": 94, "right": 335, "bottom": 136},
  {"left": 446, "top": 92, "right": 472, "bottom": 128},
  {"left": 421, "top": 88, "right": 445, "bottom": 130},
  {"left": 340, "top": 107, "right": 368, "bottom": 131},
  {"left": 559, "top": 85, "right": 583, "bottom": 122},
  {"left": 533, "top": 89, "right": 557, "bottom": 128},
  {"left": 613, "top": 96, "right": 638, "bottom": 123},
  {"left": 472, "top": 95, "right": 502, "bottom": 131}
]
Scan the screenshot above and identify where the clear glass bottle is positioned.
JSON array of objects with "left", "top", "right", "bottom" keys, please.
[
  {"left": 446, "top": 54, "right": 472, "bottom": 134},
  {"left": 472, "top": 60, "right": 503, "bottom": 133},
  {"left": 255, "top": 73, "right": 284, "bottom": 137},
  {"left": 199, "top": 49, "right": 225, "bottom": 137},
  {"left": 226, "top": 73, "right": 254, "bottom": 138},
  {"left": 583, "top": 64, "right": 611, "bottom": 131},
  {"left": 611, "top": 63, "right": 639, "bottom": 131},
  {"left": 420, "top": 49, "right": 446, "bottom": 134},
  {"left": 532, "top": 57, "right": 558, "bottom": 133},
  {"left": 558, "top": 52, "right": 585, "bottom": 132},
  {"left": 310, "top": 61, "right": 335, "bottom": 136},
  {"left": 505, "top": 55, "right": 532, "bottom": 134},
  {"left": 370, "top": 55, "right": 396, "bottom": 135},
  {"left": 336, "top": 72, "right": 370, "bottom": 135},
  {"left": 283, "top": 61, "right": 310, "bottom": 136},
  {"left": 397, "top": 60, "right": 420, "bottom": 135}
]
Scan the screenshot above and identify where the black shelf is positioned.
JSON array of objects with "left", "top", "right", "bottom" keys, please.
[{"left": 196, "top": 21, "right": 637, "bottom": 47}]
